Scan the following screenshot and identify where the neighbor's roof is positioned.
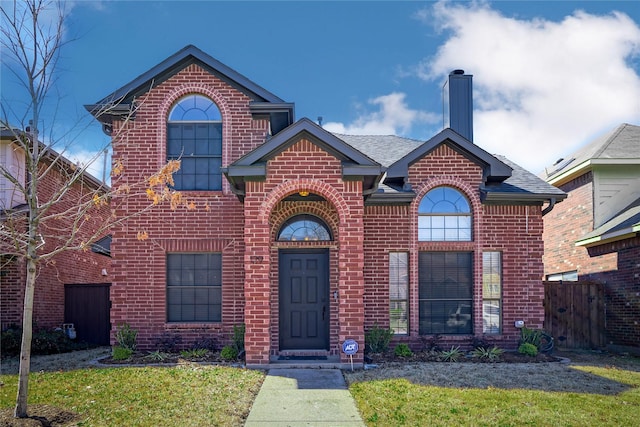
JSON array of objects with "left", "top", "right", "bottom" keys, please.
[
  {"left": 544, "top": 123, "right": 640, "bottom": 184},
  {"left": 576, "top": 198, "right": 640, "bottom": 247}
]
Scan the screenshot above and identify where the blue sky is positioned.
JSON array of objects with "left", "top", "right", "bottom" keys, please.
[{"left": 2, "top": 0, "right": 640, "bottom": 178}]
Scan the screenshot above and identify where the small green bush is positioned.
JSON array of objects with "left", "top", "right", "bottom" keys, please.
[
  {"left": 146, "top": 350, "right": 171, "bottom": 362},
  {"left": 220, "top": 345, "right": 238, "bottom": 361},
  {"left": 365, "top": 324, "right": 393, "bottom": 353},
  {"left": 471, "top": 346, "right": 504, "bottom": 361},
  {"left": 439, "top": 346, "right": 463, "bottom": 362},
  {"left": 232, "top": 324, "right": 245, "bottom": 353},
  {"left": 1, "top": 326, "right": 88, "bottom": 356},
  {"left": 112, "top": 346, "right": 133, "bottom": 360},
  {"left": 518, "top": 342, "right": 538, "bottom": 357},
  {"left": 115, "top": 323, "right": 138, "bottom": 351},
  {"left": 394, "top": 343, "right": 413, "bottom": 357},
  {"left": 180, "top": 348, "right": 209, "bottom": 359}
]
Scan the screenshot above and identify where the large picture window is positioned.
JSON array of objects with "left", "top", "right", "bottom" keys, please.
[
  {"left": 482, "top": 252, "right": 502, "bottom": 334},
  {"left": 418, "top": 186, "right": 471, "bottom": 241},
  {"left": 167, "top": 253, "right": 221, "bottom": 322},
  {"left": 389, "top": 252, "right": 409, "bottom": 334},
  {"left": 419, "top": 252, "right": 472, "bottom": 334},
  {"left": 167, "top": 95, "right": 222, "bottom": 191}
]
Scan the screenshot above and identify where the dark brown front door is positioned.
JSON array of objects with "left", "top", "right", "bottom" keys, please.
[{"left": 279, "top": 250, "right": 329, "bottom": 350}]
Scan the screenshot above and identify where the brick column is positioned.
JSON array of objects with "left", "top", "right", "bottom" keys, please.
[
  {"left": 338, "top": 181, "right": 365, "bottom": 365},
  {"left": 243, "top": 182, "right": 271, "bottom": 365}
]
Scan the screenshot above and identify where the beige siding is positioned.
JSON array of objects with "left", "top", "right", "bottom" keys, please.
[
  {"left": 593, "top": 164, "right": 640, "bottom": 228},
  {"left": 0, "top": 141, "right": 26, "bottom": 209}
]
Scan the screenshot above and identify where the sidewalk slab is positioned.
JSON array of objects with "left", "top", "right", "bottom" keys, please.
[{"left": 245, "top": 368, "right": 365, "bottom": 426}]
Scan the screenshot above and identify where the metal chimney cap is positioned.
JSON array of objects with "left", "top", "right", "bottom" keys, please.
[{"left": 450, "top": 69, "right": 465, "bottom": 75}]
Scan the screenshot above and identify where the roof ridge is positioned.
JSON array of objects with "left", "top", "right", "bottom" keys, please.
[{"left": 592, "top": 123, "right": 627, "bottom": 159}]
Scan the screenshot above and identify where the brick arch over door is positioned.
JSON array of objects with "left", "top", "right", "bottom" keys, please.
[
  {"left": 258, "top": 179, "right": 350, "bottom": 226},
  {"left": 270, "top": 201, "right": 340, "bottom": 243}
]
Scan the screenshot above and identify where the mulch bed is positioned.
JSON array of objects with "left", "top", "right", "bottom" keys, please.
[{"left": 365, "top": 350, "right": 559, "bottom": 365}]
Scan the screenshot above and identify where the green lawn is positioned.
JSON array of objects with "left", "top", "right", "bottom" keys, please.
[
  {"left": 0, "top": 365, "right": 264, "bottom": 426},
  {"left": 349, "top": 364, "right": 640, "bottom": 426}
]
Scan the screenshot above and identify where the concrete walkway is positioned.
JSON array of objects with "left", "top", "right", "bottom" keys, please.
[{"left": 245, "top": 368, "right": 365, "bottom": 426}]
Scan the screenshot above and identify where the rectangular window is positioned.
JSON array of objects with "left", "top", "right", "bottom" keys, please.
[
  {"left": 546, "top": 271, "right": 578, "bottom": 282},
  {"left": 419, "top": 252, "right": 472, "bottom": 334},
  {"left": 389, "top": 252, "right": 408, "bottom": 334},
  {"left": 167, "top": 253, "right": 221, "bottom": 322},
  {"left": 482, "top": 252, "right": 502, "bottom": 334},
  {"left": 167, "top": 123, "right": 222, "bottom": 191}
]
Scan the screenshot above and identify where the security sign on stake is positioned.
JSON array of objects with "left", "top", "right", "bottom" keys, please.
[{"left": 342, "top": 339, "right": 358, "bottom": 355}]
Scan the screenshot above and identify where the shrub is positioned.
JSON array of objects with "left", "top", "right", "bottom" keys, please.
[
  {"left": 180, "top": 348, "right": 209, "bottom": 359},
  {"left": 518, "top": 343, "right": 538, "bottom": 357},
  {"left": 153, "top": 332, "right": 182, "bottom": 352},
  {"left": 519, "top": 327, "right": 542, "bottom": 348},
  {"left": 394, "top": 343, "right": 413, "bottom": 358},
  {"left": 232, "top": 324, "right": 245, "bottom": 353},
  {"left": 112, "top": 346, "right": 133, "bottom": 360},
  {"left": 115, "top": 323, "right": 138, "bottom": 351},
  {"left": 220, "top": 345, "right": 238, "bottom": 361},
  {"left": 471, "top": 346, "right": 504, "bottom": 361},
  {"left": 146, "top": 350, "right": 171, "bottom": 362},
  {"left": 365, "top": 324, "right": 393, "bottom": 353},
  {"left": 420, "top": 334, "right": 442, "bottom": 352},
  {"left": 439, "top": 346, "right": 463, "bottom": 362},
  {"left": 192, "top": 336, "right": 218, "bottom": 351},
  {"left": 2, "top": 326, "right": 87, "bottom": 356}
]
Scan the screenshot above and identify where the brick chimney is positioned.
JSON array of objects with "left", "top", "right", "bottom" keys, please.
[{"left": 448, "top": 70, "right": 473, "bottom": 142}]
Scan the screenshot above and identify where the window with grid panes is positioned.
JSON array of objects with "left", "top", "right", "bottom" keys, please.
[
  {"left": 167, "top": 253, "right": 221, "bottom": 322},
  {"left": 389, "top": 252, "right": 408, "bottom": 334},
  {"left": 418, "top": 186, "right": 471, "bottom": 241},
  {"left": 167, "top": 95, "right": 222, "bottom": 191},
  {"left": 419, "top": 252, "right": 472, "bottom": 334},
  {"left": 482, "top": 252, "right": 502, "bottom": 334}
]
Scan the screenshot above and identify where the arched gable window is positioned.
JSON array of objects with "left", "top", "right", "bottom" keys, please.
[
  {"left": 277, "top": 215, "right": 332, "bottom": 241},
  {"left": 418, "top": 186, "right": 471, "bottom": 241},
  {"left": 167, "top": 95, "right": 222, "bottom": 191}
]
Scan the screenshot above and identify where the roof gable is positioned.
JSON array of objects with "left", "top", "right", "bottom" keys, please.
[
  {"left": 85, "top": 45, "right": 293, "bottom": 132},
  {"left": 386, "top": 128, "right": 513, "bottom": 184},
  {"left": 224, "top": 118, "right": 384, "bottom": 199}
]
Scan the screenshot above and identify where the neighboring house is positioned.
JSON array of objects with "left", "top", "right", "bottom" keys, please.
[
  {"left": 543, "top": 123, "right": 640, "bottom": 351},
  {"left": 0, "top": 126, "right": 112, "bottom": 344},
  {"left": 86, "top": 45, "right": 565, "bottom": 367}
]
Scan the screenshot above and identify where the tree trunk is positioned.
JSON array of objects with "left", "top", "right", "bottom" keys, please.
[{"left": 14, "top": 258, "right": 37, "bottom": 418}]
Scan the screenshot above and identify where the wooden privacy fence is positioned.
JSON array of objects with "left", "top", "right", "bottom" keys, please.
[{"left": 544, "top": 281, "right": 606, "bottom": 349}]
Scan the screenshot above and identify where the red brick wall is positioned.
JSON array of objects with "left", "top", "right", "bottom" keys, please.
[
  {"left": 362, "top": 144, "right": 546, "bottom": 351},
  {"left": 587, "top": 237, "right": 640, "bottom": 348},
  {"left": 1, "top": 164, "right": 111, "bottom": 331},
  {"left": 542, "top": 171, "right": 617, "bottom": 278},
  {"left": 109, "top": 64, "right": 267, "bottom": 349},
  {"left": 244, "top": 139, "right": 365, "bottom": 364}
]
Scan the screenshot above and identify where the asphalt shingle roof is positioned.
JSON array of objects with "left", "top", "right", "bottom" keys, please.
[
  {"left": 333, "top": 134, "right": 424, "bottom": 168},
  {"left": 545, "top": 123, "right": 640, "bottom": 179}
]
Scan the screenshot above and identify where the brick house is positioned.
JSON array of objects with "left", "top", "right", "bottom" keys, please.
[
  {"left": 87, "top": 45, "right": 565, "bottom": 367},
  {"left": 0, "top": 126, "right": 112, "bottom": 344},
  {"left": 542, "top": 123, "right": 640, "bottom": 351}
]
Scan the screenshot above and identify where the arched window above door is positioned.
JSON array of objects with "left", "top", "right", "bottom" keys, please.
[{"left": 277, "top": 215, "right": 332, "bottom": 242}]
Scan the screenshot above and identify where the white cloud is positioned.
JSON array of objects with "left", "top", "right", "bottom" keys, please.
[
  {"left": 416, "top": 1, "right": 640, "bottom": 172},
  {"left": 323, "top": 92, "right": 438, "bottom": 135}
]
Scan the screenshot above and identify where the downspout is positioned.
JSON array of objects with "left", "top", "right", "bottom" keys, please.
[{"left": 541, "top": 198, "right": 556, "bottom": 216}]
